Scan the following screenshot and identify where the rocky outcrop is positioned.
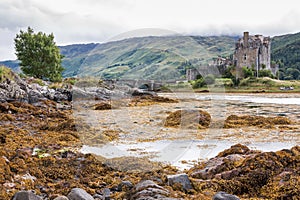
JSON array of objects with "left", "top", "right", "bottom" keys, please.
[
  {"left": 0, "top": 76, "right": 71, "bottom": 103},
  {"left": 189, "top": 144, "right": 300, "bottom": 199},
  {"left": 0, "top": 69, "right": 117, "bottom": 103}
]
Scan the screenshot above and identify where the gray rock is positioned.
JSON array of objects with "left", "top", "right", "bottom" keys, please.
[
  {"left": 191, "top": 154, "right": 245, "bottom": 180},
  {"left": 103, "top": 188, "right": 110, "bottom": 200},
  {"left": 213, "top": 191, "right": 240, "bottom": 200},
  {"left": 12, "top": 190, "right": 42, "bottom": 200},
  {"left": 167, "top": 173, "right": 193, "bottom": 191},
  {"left": 53, "top": 196, "right": 69, "bottom": 200},
  {"left": 131, "top": 88, "right": 156, "bottom": 96},
  {"left": 67, "top": 188, "right": 94, "bottom": 200},
  {"left": 93, "top": 194, "right": 103, "bottom": 200},
  {"left": 118, "top": 181, "right": 134, "bottom": 191},
  {"left": 129, "top": 180, "right": 178, "bottom": 200}
]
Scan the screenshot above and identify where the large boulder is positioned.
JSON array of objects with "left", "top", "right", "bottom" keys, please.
[
  {"left": 12, "top": 191, "right": 42, "bottom": 200},
  {"left": 53, "top": 196, "right": 69, "bottom": 200},
  {"left": 167, "top": 173, "right": 193, "bottom": 191},
  {"left": 67, "top": 188, "right": 94, "bottom": 200},
  {"left": 128, "top": 180, "right": 179, "bottom": 200}
]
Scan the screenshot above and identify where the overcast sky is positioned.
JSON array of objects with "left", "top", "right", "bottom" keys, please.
[{"left": 1, "top": 0, "right": 300, "bottom": 60}]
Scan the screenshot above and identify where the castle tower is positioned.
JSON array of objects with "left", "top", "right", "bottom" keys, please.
[
  {"left": 243, "top": 32, "right": 249, "bottom": 47},
  {"left": 233, "top": 32, "right": 272, "bottom": 78}
]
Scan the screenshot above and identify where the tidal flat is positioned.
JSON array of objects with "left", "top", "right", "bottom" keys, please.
[{"left": 1, "top": 92, "right": 299, "bottom": 199}]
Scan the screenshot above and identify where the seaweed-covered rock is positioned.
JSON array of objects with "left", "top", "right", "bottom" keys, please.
[
  {"left": 129, "top": 95, "right": 178, "bottom": 106},
  {"left": 224, "top": 114, "right": 291, "bottom": 128},
  {"left": 190, "top": 150, "right": 246, "bottom": 180},
  {"left": 164, "top": 109, "right": 211, "bottom": 128},
  {"left": 189, "top": 144, "right": 300, "bottom": 199},
  {"left": 93, "top": 102, "right": 112, "bottom": 110},
  {"left": 217, "top": 144, "right": 251, "bottom": 157}
]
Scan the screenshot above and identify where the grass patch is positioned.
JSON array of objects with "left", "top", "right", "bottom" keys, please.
[{"left": 0, "top": 66, "right": 14, "bottom": 82}]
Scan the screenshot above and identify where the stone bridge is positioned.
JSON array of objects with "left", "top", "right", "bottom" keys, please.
[{"left": 103, "top": 79, "right": 174, "bottom": 91}]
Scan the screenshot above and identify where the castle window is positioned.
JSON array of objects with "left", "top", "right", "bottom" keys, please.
[{"left": 244, "top": 54, "right": 247, "bottom": 60}]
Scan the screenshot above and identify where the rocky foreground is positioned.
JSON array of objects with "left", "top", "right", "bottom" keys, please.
[{"left": 0, "top": 69, "right": 299, "bottom": 199}]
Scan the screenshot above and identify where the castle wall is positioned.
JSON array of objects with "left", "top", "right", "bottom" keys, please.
[
  {"left": 233, "top": 32, "right": 274, "bottom": 77},
  {"left": 186, "top": 66, "right": 222, "bottom": 81},
  {"left": 258, "top": 39, "right": 271, "bottom": 70},
  {"left": 234, "top": 48, "right": 259, "bottom": 69}
]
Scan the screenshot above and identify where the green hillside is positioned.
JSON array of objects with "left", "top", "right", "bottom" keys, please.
[
  {"left": 271, "top": 32, "right": 300, "bottom": 80},
  {"left": 60, "top": 36, "right": 236, "bottom": 80},
  {"left": 1, "top": 32, "right": 300, "bottom": 80}
]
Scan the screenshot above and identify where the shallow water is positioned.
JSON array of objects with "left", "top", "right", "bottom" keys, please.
[
  {"left": 196, "top": 94, "right": 300, "bottom": 105},
  {"left": 78, "top": 93, "right": 300, "bottom": 170},
  {"left": 81, "top": 140, "right": 298, "bottom": 170}
]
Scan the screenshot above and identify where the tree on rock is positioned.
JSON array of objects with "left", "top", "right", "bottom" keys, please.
[{"left": 14, "top": 27, "right": 64, "bottom": 82}]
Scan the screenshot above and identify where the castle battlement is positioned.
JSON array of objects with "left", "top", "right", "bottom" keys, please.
[{"left": 233, "top": 32, "right": 272, "bottom": 77}]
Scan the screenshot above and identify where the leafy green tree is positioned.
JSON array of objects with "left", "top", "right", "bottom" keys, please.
[
  {"left": 258, "top": 69, "right": 274, "bottom": 78},
  {"left": 222, "top": 65, "right": 235, "bottom": 79},
  {"left": 286, "top": 68, "right": 300, "bottom": 79},
  {"left": 242, "top": 66, "right": 254, "bottom": 78},
  {"left": 192, "top": 78, "right": 206, "bottom": 89},
  {"left": 14, "top": 27, "right": 64, "bottom": 82}
]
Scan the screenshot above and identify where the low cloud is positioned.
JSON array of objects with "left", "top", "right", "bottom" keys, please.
[{"left": 0, "top": 0, "right": 299, "bottom": 60}]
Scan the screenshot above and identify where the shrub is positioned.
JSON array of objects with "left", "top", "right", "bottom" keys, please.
[
  {"left": 204, "top": 74, "right": 215, "bottom": 85},
  {"left": 192, "top": 78, "right": 206, "bottom": 89},
  {"left": 258, "top": 69, "right": 274, "bottom": 78},
  {"left": 215, "top": 78, "right": 234, "bottom": 87}
]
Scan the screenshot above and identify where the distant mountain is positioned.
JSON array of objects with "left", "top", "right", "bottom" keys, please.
[
  {"left": 0, "top": 35, "right": 236, "bottom": 80},
  {"left": 1, "top": 32, "right": 300, "bottom": 80},
  {"left": 0, "top": 60, "right": 20, "bottom": 73},
  {"left": 59, "top": 35, "right": 236, "bottom": 80}
]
